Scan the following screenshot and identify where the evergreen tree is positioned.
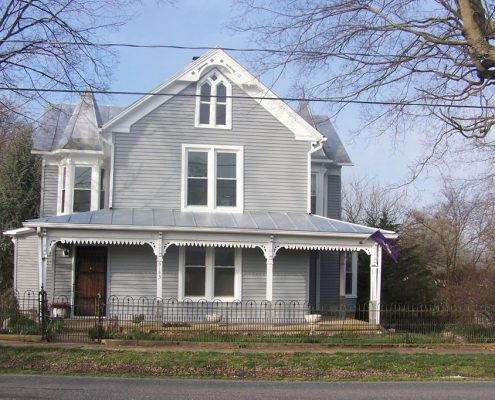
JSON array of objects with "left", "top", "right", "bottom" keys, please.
[
  {"left": 357, "top": 210, "right": 437, "bottom": 306},
  {"left": 0, "top": 126, "right": 41, "bottom": 290}
]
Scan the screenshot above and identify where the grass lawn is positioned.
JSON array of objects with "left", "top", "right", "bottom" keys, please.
[{"left": 1, "top": 345, "right": 495, "bottom": 381}]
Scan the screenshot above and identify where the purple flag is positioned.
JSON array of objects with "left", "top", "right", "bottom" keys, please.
[{"left": 370, "top": 230, "right": 399, "bottom": 263}]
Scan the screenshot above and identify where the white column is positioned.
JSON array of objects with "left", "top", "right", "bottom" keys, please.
[
  {"left": 264, "top": 237, "right": 275, "bottom": 302},
  {"left": 154, "top": 233, "right": 164, "bottom": 299},
  {"left": 369, "top": 244, "right": 381, "bottom": 325},
  {"left": 38, "top": 228, "right": 48, "bottom": 292}
]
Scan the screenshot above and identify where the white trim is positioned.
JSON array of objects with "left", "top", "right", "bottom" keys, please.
[
  {"left": 101, "top": 49, "right": 323, "bottom": 141},
  {"left": 106, "top": 245, "right": 111, "bottom": 302},
  {"left": 315, "top": 253, "right": 321, "bottom": 308},
  {"left": 32, "top": 149, "right": 104, "bottom": 156},
  {"left": 3, "top": 227, "right": 34, "bottom": 236},
  {"left": 195, "top": 69, "right": 232, "bottom": 129},
  {"left": 109, "top": 134, "right": 115, "bottom": 208},
  {"left": 181, "top": 144, "right": 244, "bottom": 212},
  {"left": 71, "top": 244, "right": 76, "bottom": 316},
  {"left": 178, "top": 246, "right": 242, "bottom": 301},
  {"left": 12, "top": 237, "right": 17, "bottom": 291}
]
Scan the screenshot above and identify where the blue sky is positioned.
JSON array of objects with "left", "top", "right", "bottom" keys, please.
[{"left": 99, "top": 0, "right": 436, "bottom": 201}]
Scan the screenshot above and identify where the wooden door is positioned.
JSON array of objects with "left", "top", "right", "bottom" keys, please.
[{"left": 74, "top": 247, "right": 107, "bottom": 316}]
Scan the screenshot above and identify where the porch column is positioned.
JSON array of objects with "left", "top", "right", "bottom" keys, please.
[
  {"left": 263, "top": 237, "right": 275, "bottom": 302},
  {"left": 369, "top": 244, "right": 382, "bottom": 325},
  {"left": 153, "top": 233, "right": 164, "bottom": 299},
  {"left": 37, "top": 228, "right": 48, "bottom": 292}
]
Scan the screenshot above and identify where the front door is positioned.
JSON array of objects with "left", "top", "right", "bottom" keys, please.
[{"left": 74, "top": 246, "right": 107, "bottom": 316}]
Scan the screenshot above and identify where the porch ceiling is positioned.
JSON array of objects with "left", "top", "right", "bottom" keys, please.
[{"left": 24, "top": 208, "right": 396, "bottom": 238}]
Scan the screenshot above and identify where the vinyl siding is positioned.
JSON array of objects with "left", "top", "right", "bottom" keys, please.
[
  {"left": 42, "top": 165, "right": 58, "bottom": 217},
  {"left": 327, "top": 174, "right": 341, "bottom": 220},
  {"left": 273, "top": 249, "right": 309, "bottom": 302},
  {"left": 53, "top": 248, "right": 73, "bottom": 300},
  {"left": 242, "top": 248, "right": 266, "bottom": 301},
  {"left": 108, "top": 245, "right": 156, "bottom": 298},
  {"left": 112, "top": 83, "right": 309, "bottom": 212},
  {"left": 163, "top": 245, "right": 179, "bottom": 298},
  {"left": 14, "top": 233, "right": 39, "bottom": 298},
  {"left": 319, "top": 251, "right": 340, "bottom": 306}
]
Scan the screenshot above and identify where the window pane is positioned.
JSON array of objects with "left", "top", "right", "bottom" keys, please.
[
  {"left": 74, "top": 167, "right": 91, "bottom": 189},
  {"left": 200, "top": 103, "right": 210, "bottom": 124},
  {"left": 200, "top": 82, "right": 211, "bottom": 101},
  {"left": 185, "top": 267, "right": 206, "bottom": 297},
  {"left": 214, "top": 268, "right": 235, "bottom": 297},
  {"left": 100, "top": 169, "right": 105, "bottom": 209},
  {"left": 345, "top": 272, "right": 353, "bottom": 295},
  {"left": 216, "top": 104, "right": 226, "bottom": 125},
  {"left": 217, "top": 83, "right": 226, "bottom": 103},
  {"left": 188, "top": 152, "right": 208, "bottom": 177},
  {"left": 73, "top": 189, "right": 91, "bottom": 212},
  {"left": 61, "top": 189, "right": 65, "bottom": 213},
  {"left": 188, "top": 179, "right": 208, "bottom": 206},
  {"left": 216, "top": 180, "right": 236, "bottom": 206},
  {"left": 217, "top": 153, "right": 236, "bottom": 178},
  {"left": 215, "top": 247, "right": 235, "bottom": 266},
  {"left": 185, "top": 247, "right": 206, "bottom": 266}
]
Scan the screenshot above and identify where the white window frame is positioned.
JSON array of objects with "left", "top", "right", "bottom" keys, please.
[
  {"left": 181, "top": 144, "right": 244, "bottom": 212},
  {"left": 178, "top": 247, "right": 242, "bottom": 301},
  {"left": 340, "top": 252, "right": 358, "bottom": 298},
  {"left": 194, "top": 70, "right": 232, "bottom": 129},
  {"left": 57, "top": 162, "right": 104, "bottom": 215}
]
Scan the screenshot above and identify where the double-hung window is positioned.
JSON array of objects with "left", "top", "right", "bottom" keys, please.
[
  {"left": 180, "top": 246, "right": 241, "bottom": 301},
  {"left": 57, "top": 164, "right": 106, "bottom": 214},
  {"left": 344, "top": 252, "right": 357, "bottom": 297},
  {"left": 73, "top": 167, "right": 92, "bottom": 212},
  {"left": 183, "top": 145, "right": 243, "bottom": 212},
  {"left": 195, "top": 71, "right": 232, "bottom": 129}
]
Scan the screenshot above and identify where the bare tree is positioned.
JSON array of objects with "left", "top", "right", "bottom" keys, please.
[
  {"left": 342, "top": 178, "right": 409, "bottom": 225},
  {"left": 233, "top": 0, "right": 495, "bottom": 179},
  {"left": 0, "top": 0, "right": 167, "bottom": 118},
  {"left": 405, "top": 182, "right": 495, "bottom": 287}
]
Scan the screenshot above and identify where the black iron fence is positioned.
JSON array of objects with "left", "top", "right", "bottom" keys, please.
[{"left": 2, "top": 290, "right": 495, "bottom": 344}]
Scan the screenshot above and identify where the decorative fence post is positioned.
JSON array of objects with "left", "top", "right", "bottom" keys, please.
[{"left": 38, "top": 288, "right": 49, "bottom": 341}]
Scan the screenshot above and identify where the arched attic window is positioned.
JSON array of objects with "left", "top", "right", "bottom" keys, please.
[{"left": 195, "top": 71, "right": 232, "bottom": 129}]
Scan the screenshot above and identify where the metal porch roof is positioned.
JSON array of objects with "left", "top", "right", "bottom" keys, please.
[{"left": 25, "top": 209, "right": 395, "bottom": 237}]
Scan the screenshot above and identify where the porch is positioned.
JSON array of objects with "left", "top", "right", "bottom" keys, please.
[{"left": 19, "top": 209, "right": 390, "bottom": 325}]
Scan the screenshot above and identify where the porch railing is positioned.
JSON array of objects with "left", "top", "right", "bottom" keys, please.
[{"left": 1, "top": 289, "right": 495, "bottom": 344}]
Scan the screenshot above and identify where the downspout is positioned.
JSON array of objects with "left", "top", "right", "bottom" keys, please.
[
  {"left": 308, "top": 137, "right": 326, "bottom": 309},
  {"left": 307, "top": 138, "right": 326, "bottom": 214}
]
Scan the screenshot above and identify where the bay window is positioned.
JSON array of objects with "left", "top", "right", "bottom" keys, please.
[{"left": 57, "top": 164, "right": 106, "bottom": 214}]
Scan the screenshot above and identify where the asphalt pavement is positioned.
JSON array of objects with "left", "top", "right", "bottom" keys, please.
[{"left": 0, "top": 375, "right": 494, "bottom": 400}]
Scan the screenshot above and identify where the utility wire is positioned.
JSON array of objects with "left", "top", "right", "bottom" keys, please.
[
  {"left": 1, "top": 86, "right": 493, "bottom": 110},
  {"left": 0, "top": 39, "right": 415, "bottom": 59}
]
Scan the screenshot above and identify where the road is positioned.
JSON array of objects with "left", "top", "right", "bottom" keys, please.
[{"left": 0, "top": 375, "right": 494, "bottom": 400}]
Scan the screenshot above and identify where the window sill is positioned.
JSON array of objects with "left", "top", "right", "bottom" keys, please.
[
  {"left": 194, "top": 123, "right": 232, "bottom": 130},
  {"left": 182, "top": 206, "right": 243, "bottom": 213}
]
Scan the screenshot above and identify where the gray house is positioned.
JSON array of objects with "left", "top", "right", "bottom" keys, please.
[{"left": 5, "top": 49, "right": 393, "bottom": 321}]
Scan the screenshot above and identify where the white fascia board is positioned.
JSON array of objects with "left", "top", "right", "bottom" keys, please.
[
  {"left": 33, "top": 149, "right": 104, "bottom": 156},
  {"left": 101, "top": 49, "right": 324, "bottom": 142},
  {"left": 22, "top": 221, "right": 397, "bottom": 239},
  {"left": 3, "top": 227, "right": 35, "bottom": 236}
]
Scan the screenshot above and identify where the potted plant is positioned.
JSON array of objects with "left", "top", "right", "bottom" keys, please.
[{"left": 50, "top": 302, "right": 71, "bottom": 318}]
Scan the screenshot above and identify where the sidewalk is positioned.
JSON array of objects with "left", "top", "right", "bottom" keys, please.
[{"left": 2, "top": 339, "right": 495, "bottom": 354}]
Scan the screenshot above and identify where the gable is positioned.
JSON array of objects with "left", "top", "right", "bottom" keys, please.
[{"left": 101, "top": 49, "right": 323, "bottom": 142}]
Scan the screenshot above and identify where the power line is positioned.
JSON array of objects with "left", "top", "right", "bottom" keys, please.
[
  {"left": 1, "top": 86, "right": 493, "bottom": 110},
  {"left": 0, "top": 39, "right": 413, "bottom": 59}
]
